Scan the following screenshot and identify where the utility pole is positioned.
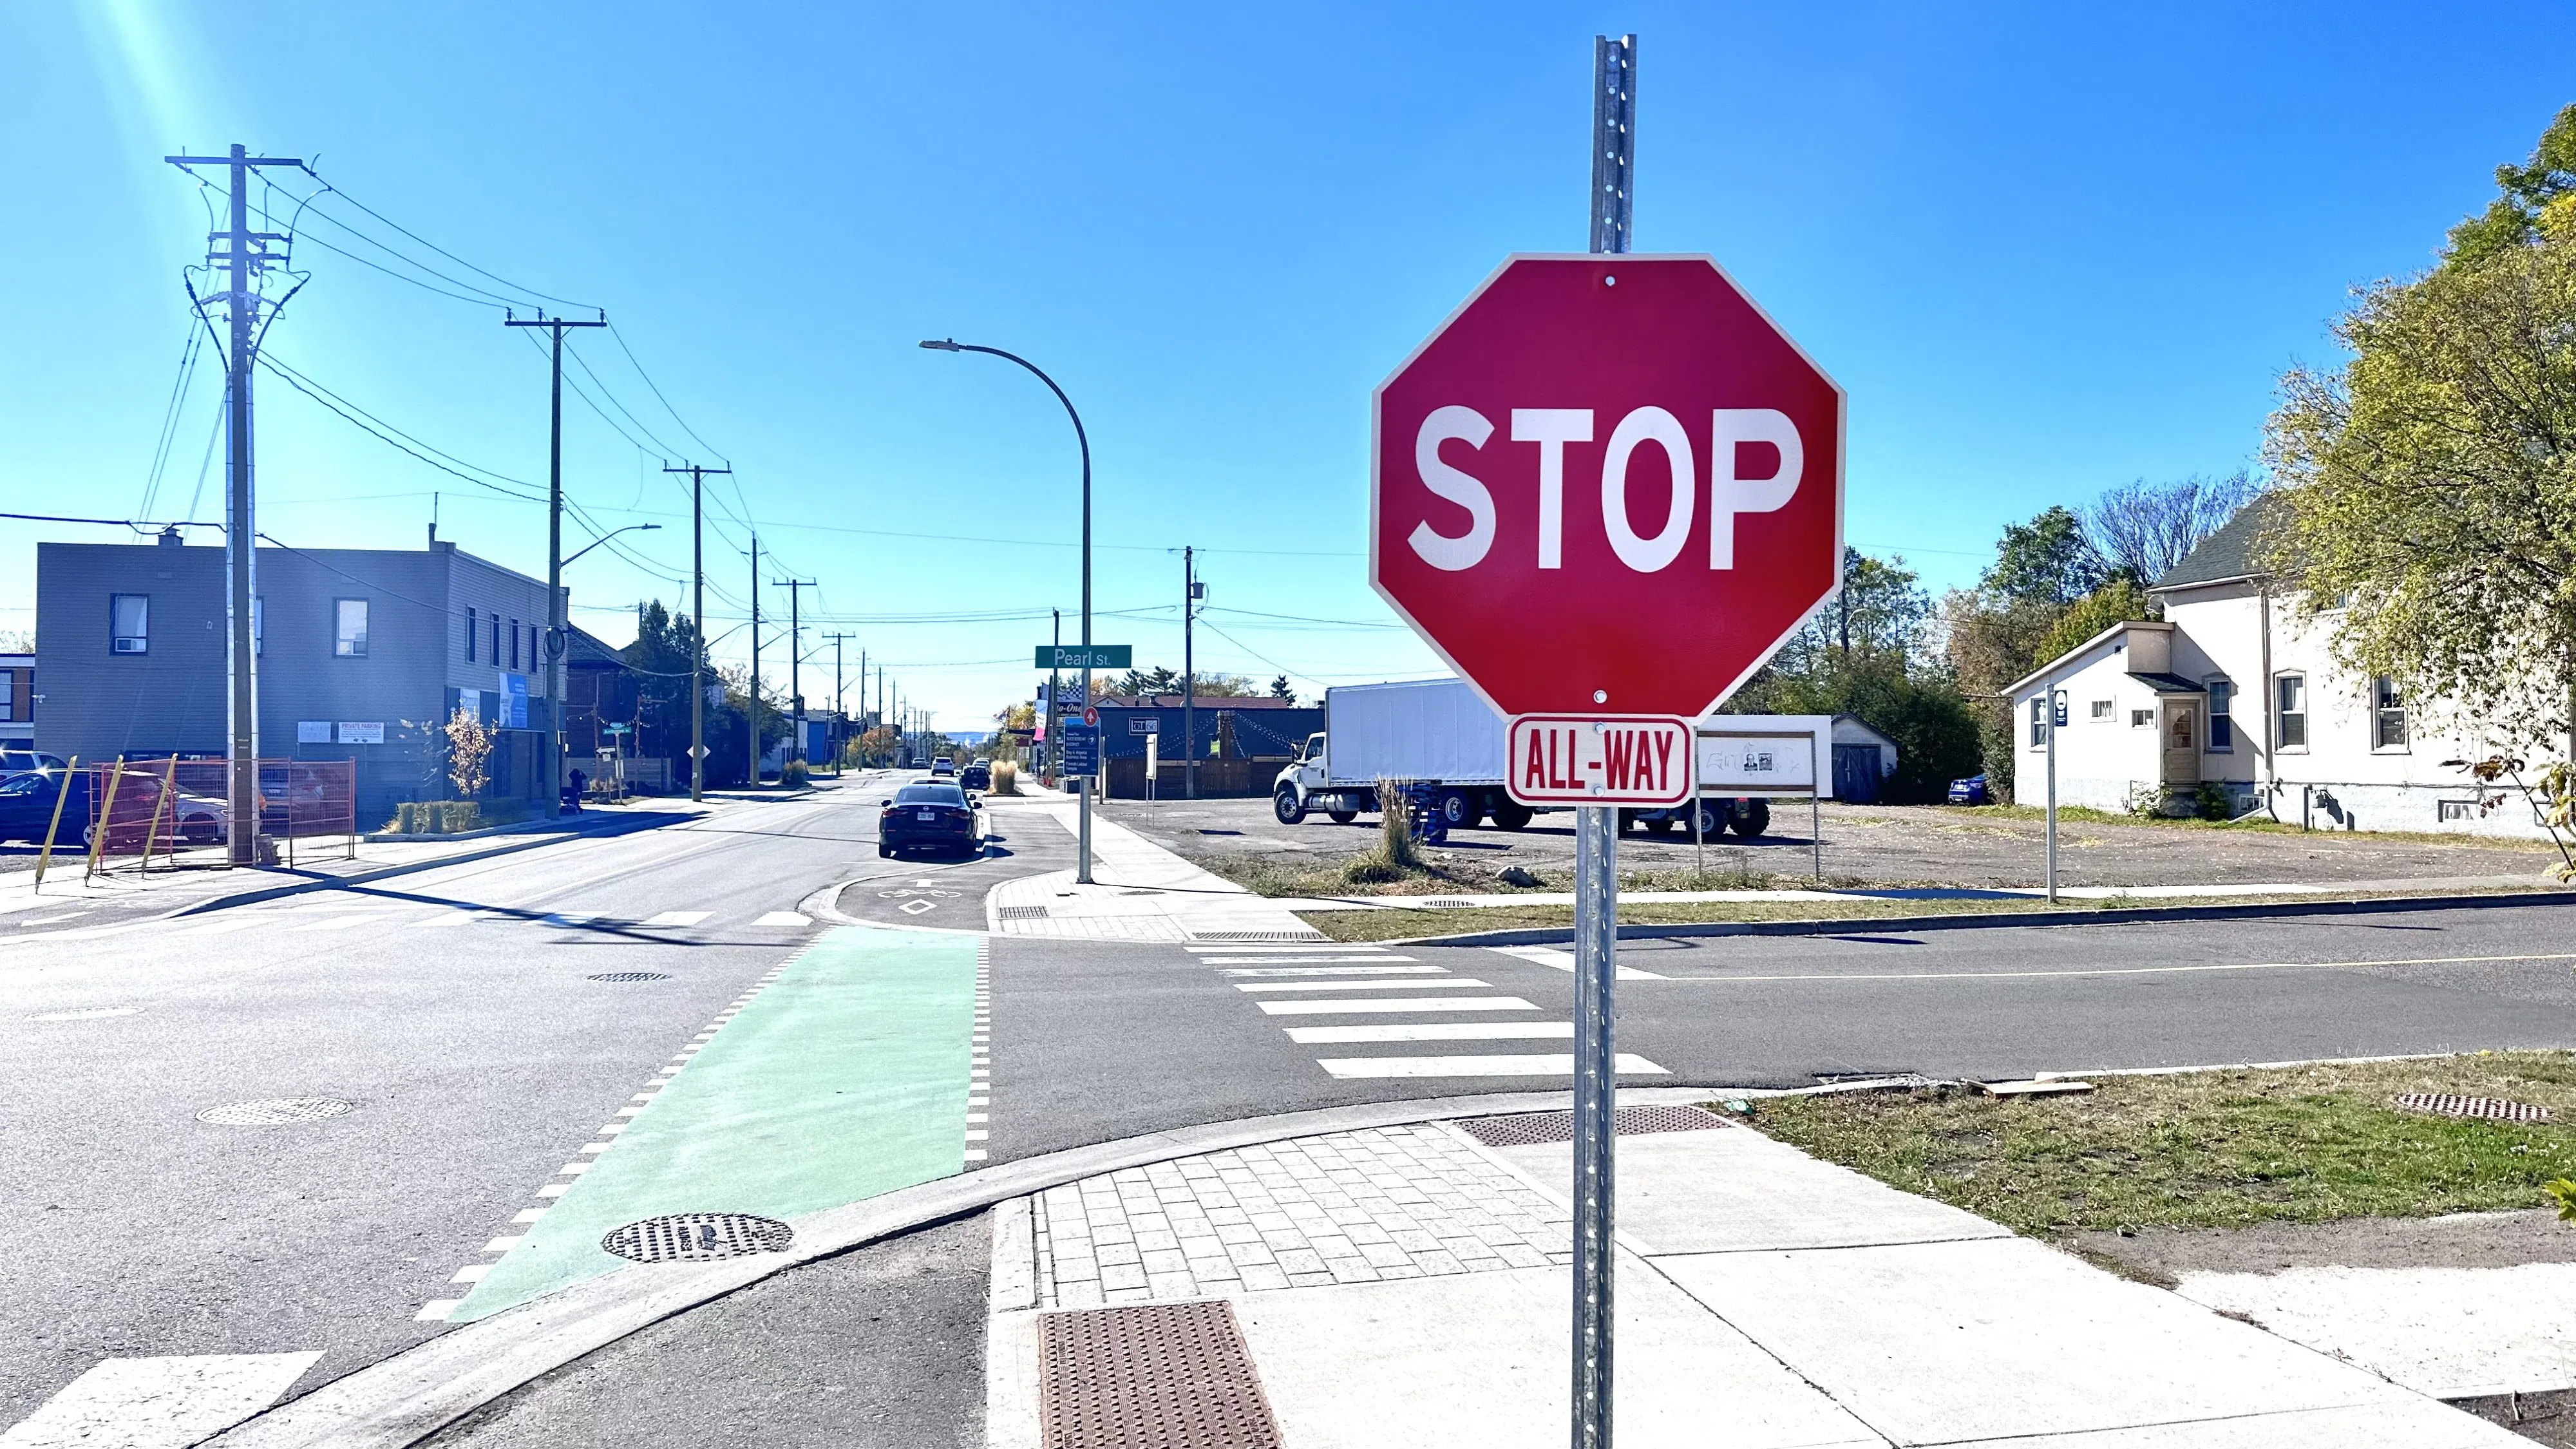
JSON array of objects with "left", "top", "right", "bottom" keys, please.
[
  {"left": 167, "top": 143, "right": 303, "bottom": 867},
  {"left": 664, "top": 464, "right": 728, "bottom": 802},
  {"left": 823, "top": 632, "right": 852, "bottom": 774},
  {"left": 1182, "top": 547, "right": 1205, "bottom": 800},
  {"left": 773, "top": 578, "right": 815, "bottom": 768},
  {"left": 1048, "top": 608, "right": 1062, "bottom": 786},
  {"left": 504, "top": 309, "right": 607, "bottom": 817},
  {"left": 746, "top": 537, "right": 762, "bottom": 787}
]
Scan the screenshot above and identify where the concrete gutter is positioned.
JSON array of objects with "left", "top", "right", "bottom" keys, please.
[
  {"left": 204, "top": 1086, "right": 1715, "bottom": 1449},
  {"left": 171, "top": 810, "right": 699, "bottom": 918},
  {"left": 1390, "top": 884, "right": 2576, "bottom": 947}
]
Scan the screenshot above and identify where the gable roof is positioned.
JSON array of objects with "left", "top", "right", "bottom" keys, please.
[{"left": 2154, "top": 493, "right": 2284, "bottom": 591}]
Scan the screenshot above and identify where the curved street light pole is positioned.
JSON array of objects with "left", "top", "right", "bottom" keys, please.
[
  {"left": 560, "top": 522, "right": 661, "bottom": 570},
  {"left": 921, "top": 338, "right": 1095, "bottom": 884}
]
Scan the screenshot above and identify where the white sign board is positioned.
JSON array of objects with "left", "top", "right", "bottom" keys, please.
[
  {"left": 1697, "top": 715, "right": 1831, "bottom": 798},
  {"left": 297, "top": 721, "right": 332, "bottom": 743},
  {"left": 1145, "top": 731, "right": 1159, "bottom": 779},
  {"left": 457, "top": 687, "right": 482, "bottom": 720},
  {"left": 1505, "top": 715, "right": 1693, "bottom": 806},
  {"left": 337, "top": 721, "right": 385, "bottom": 745}
]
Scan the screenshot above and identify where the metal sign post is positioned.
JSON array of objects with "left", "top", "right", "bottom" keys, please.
[{"left": 2046, "top": 683, "right": 2065, "bottom": 903}]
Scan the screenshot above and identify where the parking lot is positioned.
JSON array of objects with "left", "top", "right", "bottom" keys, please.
[{"left": 1095, "top": 792, "right": 2566, "bottom": 891}]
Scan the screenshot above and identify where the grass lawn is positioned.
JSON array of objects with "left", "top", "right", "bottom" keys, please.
[
  {"left": 1941, "top": 802, "right": 2562, "bottom": 853},
  {"left": 1292, "top": 884, "right": 2539, "bottom": 943},
  {"left": 1738, "top": 1052, "right": 2576, "bottom": 1237}
]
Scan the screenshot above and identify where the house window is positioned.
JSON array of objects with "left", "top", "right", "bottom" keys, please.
[
  {"left": 2028, "top": 696, "right": 2045, "bottom": 747},
  {"left": 2276, "top": 674, "right": 2307, "bottom": 750},
  {"left": 2089, "top": 699, "right": 2114, "bottom": 721},
  {"left": 2207, "top": 679, "right": 2233, "bottom": 751},
  {"left": 491, "top": 615, "right": 502, "bottom": 664},
  {"left": 2130, "top": 708, "right": 2154, "bottom": 728},
  {"left": 2374, "top": 676, "right": 2407, "bottom": 749},
  {"left": 111, "top": 594, "right": 149, "bottom": 654},
  {"left": 334, "top": 599, "right": 370, "bottom": 658},
  {"left": 509, "top": 618, "right": 520, "bottom": 670},
  {"left": 2168, "top": 707, "right": 2195, "bottom": 752},
  {"left": 467, "top": 607, "right": 478, "bottom": 662}
]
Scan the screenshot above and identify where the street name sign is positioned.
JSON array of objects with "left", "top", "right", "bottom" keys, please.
[
  {"left": 1369, "top": 254, "right": 1845, "bottom": 799},
  {"left": 1036, "top": 645, "right": 1132, "bottom": 670}
]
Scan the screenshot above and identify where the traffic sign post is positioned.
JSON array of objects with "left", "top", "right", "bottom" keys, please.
[{"left": 1367, "top": 37, "right": 1844, "bottom": 1449}]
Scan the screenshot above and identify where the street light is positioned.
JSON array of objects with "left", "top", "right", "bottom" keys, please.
[
  {"left": 920, "top": 337, "right": 1097, "bottom": 884},
  {"left": 560, "top": 523, "right": 661, "bottom": 569}
]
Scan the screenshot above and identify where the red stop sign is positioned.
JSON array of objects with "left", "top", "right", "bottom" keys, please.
[{"left": 1371, "top": 254, "right": 1843, "bottom": 720}]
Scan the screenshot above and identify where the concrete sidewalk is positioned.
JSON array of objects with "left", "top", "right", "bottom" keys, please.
[
  {"left": 983, "top": 799, "right": 1330, "bottom": 942},
  {"left": 1293, "top": 873, "right": 2559, "bottom": 914},
  {"left": 985, "top": 1109, "right": 2524, "bottom": 1448}
]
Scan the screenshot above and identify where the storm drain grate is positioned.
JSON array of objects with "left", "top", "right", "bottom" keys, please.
[
  {"left": 600, "top": 1213, "right": 794, "bottom": 1264},
  {"left": 197, "top": 1097, "right": 355, "bottom": 1126},
  {"left": 1455, "top": 1103, "right": 1730, "bottom": 1148},
  {"left": 1421, "top": 898, "right": 1476, "bottom": 908},
  {"left": 1190, "top": 930, "right": 1329, "bottom": 943},
  {"left": 998, "top": 905, "right": 1052, "bottom": 921},
  {"left": 586, "top": 972, "right": 672, "bottom": 983},
  {"left": 2394, "top": 1093, "right": 2553, "bottom": 1123},
  {"left": 1038, "top": 1301, "right": 1283, "bottom": 1449}
]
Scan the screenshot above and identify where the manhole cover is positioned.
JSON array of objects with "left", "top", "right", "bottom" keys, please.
[
  {"left": 2394, "top": 1093, "right": 2553, "bottom": 1122},
  {"left": 587, "top": 972, "right": 672, "bottom": 983},
  {"left": 601, "top": 1213, "right": 795, "bottom": 1263},
  {"left": 197, "top": 1097, "right": 355, "bottom": 1126},
  {"left": 1455, "top": 1104, "right": 1729, "bottom": 1148},
  {"left": 997, "top": 905, "right": 1051, "bottom": 921}
]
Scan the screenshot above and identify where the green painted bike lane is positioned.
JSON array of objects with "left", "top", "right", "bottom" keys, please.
[{"left": 453, "top": 928, "right": 980, "bottom": 1321}]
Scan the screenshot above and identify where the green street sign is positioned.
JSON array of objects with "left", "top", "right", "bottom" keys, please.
[{"left": 1036, "top": 645, "right": 1132, "bottom": 669}]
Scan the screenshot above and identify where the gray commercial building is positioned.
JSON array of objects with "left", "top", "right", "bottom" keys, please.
[{"left": 35, "top": 531, "right": 564, "bottom": 827}]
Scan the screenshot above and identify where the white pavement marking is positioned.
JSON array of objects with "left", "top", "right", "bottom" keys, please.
[
  {"left": 752, "top": 911, "right": 810, "bottom": 927},
  {"left": 1316, "top": 1053, "right": 1668, "bottom": 1078},
  {"left": 1235, "top": 979, "right": 1493, "bottom": 994},
  {"left": 536, "top": 913, "right": 595, "bottom": 928},
  {"left": 1285, "top": 1022, "right": 1578, "bottom": 1043},
  {"left": 1256, "top": 996, "right": 1541, "bottom": 1016},
  {"left": 1182, "top": 943, "right": 1392, "bottom": 954},
  {"left": 0, "top": 1352, "right": 321, "bottom": 1449},
  {"left": 414, "top": 1300, "right": 461, "bottom": 1323},
  {"left": 1490, "top": 943, "right": 1665, "bottom": 981},
  {"left": 1217, "top": 965, "right": 1445, "bottom": 977},
  {"left": 639, "top": 910, "right": 713, "bottom": 927},
  {"left": 28, "top": 1007, "right": 142, "bottom": 1021},
  {"left": 1653, "top": 949, "right": 2576, "bottom": 984},
  {"left": 1195, "top": 955, "right": 1418, "bottom": 965}
]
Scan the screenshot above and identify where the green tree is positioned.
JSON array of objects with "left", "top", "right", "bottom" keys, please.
[
  {"left": 1744, "top": 652, "right": 1982, "bottom": 804},
  {"left": 1269, "top": 675, "right": 1296, "bottom": 703},
  {"left": 1985, "top": 506, "right": 2105, "bottom": 608},
  {"left": 2031, "top": 579, "right": 2161, "bottom": 666},
  {"left": 2264, "top": 111, "right": 2576, "bottom": 766}
]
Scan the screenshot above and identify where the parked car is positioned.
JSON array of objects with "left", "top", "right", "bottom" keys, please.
[
  {"left": 960, "top": 761, "right": 991, "bottom": 790},
  {"left": 0, "top": 769, "right": 90, "bottom": 844},
  {"left": 930, "top": 757, "right": 957, "bottom": 778},
  {"left": 0, "top": 750, "right": 69, "bottom": 779},
  {"left": 879, "top": 782, "right": 980, "bottom": 858},
  {"left": 1947, "top": 774, "right": 1990, "bottom": 806}
]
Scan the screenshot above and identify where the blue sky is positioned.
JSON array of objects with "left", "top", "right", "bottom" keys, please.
[{"left": 5, "top": 2, "right": 2565, "bottom": 730}]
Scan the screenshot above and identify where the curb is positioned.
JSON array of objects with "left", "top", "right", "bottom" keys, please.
[
  {"left": 1383, "top": 885, "right": 2576, "bottom": 947},
  {"left": 170, "top": 811, "right": 701, "bottom": 918},
  {"left": 204, "top": 1086, "right": 1716, "bottom": 1449}
]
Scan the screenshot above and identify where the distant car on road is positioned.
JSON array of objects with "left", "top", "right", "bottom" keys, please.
[
  {"left": 1947, "top": 774, "right": 1989, "bottom": 806},
  {"left": 960, "top": 761, "right": 991, "bottom": 790},
  {"left": 930, "top": 757, "right": 956, "bottom": 778},
  {"left": 0, "top": 769, "right": 90, "bottom": 844},
  {"left": 0, "top": 750, "right": 69, "bottom": 780},
  {"left": 879, "top": 782, "right": 980, "bottom": 858}
]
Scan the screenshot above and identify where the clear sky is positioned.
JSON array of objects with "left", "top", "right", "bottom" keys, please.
[{"left": 5, "top": 2, "right": 2566, "bottom": 732}]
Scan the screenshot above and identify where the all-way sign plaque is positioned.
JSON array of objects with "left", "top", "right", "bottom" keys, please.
[{"left": 1505, "top": 715, "right": 1692, "bottom": 806}]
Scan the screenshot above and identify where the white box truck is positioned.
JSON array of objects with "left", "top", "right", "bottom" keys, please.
[{"left": 1271, "top": 679, "right": 1826, "bottom": 837}]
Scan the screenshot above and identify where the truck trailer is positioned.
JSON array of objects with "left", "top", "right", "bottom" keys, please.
[{"left": 1271, "top": 678, "right": 1825, "bottom": 836}]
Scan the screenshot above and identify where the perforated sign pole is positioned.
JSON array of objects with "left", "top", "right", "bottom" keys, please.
[{"left": 1573, "top": 34, "right": 1633, "bottom": 1449}]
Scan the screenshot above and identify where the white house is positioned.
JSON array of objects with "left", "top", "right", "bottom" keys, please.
[{"left": 2007, "top": 498, "right": 2561, "bottom": 837}]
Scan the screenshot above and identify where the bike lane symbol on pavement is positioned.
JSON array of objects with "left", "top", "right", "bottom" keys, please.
[{"left": 450, "top": 927, "right": 981, "bottom": 1321}]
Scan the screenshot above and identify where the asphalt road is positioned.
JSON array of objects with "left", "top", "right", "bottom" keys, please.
[
  {"left": 12, "top": 774, "right": 2576, "bottom": 1443},
  {"left": 0, "top": 774, "right": 905, "bottom": 1430}
]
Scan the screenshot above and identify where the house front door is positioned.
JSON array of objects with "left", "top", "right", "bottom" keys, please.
[{"left": 2161, "top": 701, "right": 2201, "bottom": 786}]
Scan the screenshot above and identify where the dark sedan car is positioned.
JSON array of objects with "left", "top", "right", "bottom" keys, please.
[
  {"left": 0, "top": 768, "right": 91, "bottom": 845},
  {"left": 880, "top": 782, "right": 980, "bottom": 858},
  {"left": 960, "top": 761, "right": 991, "bottom": 790}
]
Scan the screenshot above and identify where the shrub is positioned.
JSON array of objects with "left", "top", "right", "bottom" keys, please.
[
  {"left": 388, "top": 800, "right": 484, "bottom": 835},
  {"left": 782, "top": 759, "right": 810, "bottom": 788},
  {"left": 2194, "top": 781, "right": 2233, "bottom": 820},
  {"left": 991, "top": 760, "right": 1021, "bottom": 795}
]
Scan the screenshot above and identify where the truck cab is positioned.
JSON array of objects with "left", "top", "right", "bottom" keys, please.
[{"left": 1273, "top": 734, "right": 1346, "bottom": 823}]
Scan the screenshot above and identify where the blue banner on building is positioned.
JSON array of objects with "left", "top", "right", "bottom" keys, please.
[{"left": 499, "top": 672, "right": 530, "bottom": 728}]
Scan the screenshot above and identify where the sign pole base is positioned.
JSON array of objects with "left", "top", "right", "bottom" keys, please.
[{"left": 1572, "top": 803, "right": 1616, "bottom": 1449}]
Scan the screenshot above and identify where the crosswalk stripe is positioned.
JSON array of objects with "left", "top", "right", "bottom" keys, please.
[
  {"left": 1315, "top": 1053, "right": 1670, "bottom": 1079},
  {"left": 1286, "top": 1022, "right": 1576, "bottom": 1043},
  {"left": 1183, "top": 944, "right": 1390, "bottom": 954},
  {"left": 1490, "top": 943, "right": 1665, "bottom": 981},
  {"left": 1256, "top": 996, "right": 1539, "bottom": 1016},
  {"left": 1235, "top": 979, "right": 1490, "bottom": 994},
  {"left": 1215, "top": 965, "right": 1444, "bottom": 977},
  {"left": 0, "top": 1352, "right": 322, "bottom": 1448},
  {"left": 640, "top": 911, "right": 714, "bottom": 927},
  {"left": 752, "top": 911, "right": 810, "bottom": 927},
  {"left": 1194, "top": 954, "right": 1416, "bottom": 965}
]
